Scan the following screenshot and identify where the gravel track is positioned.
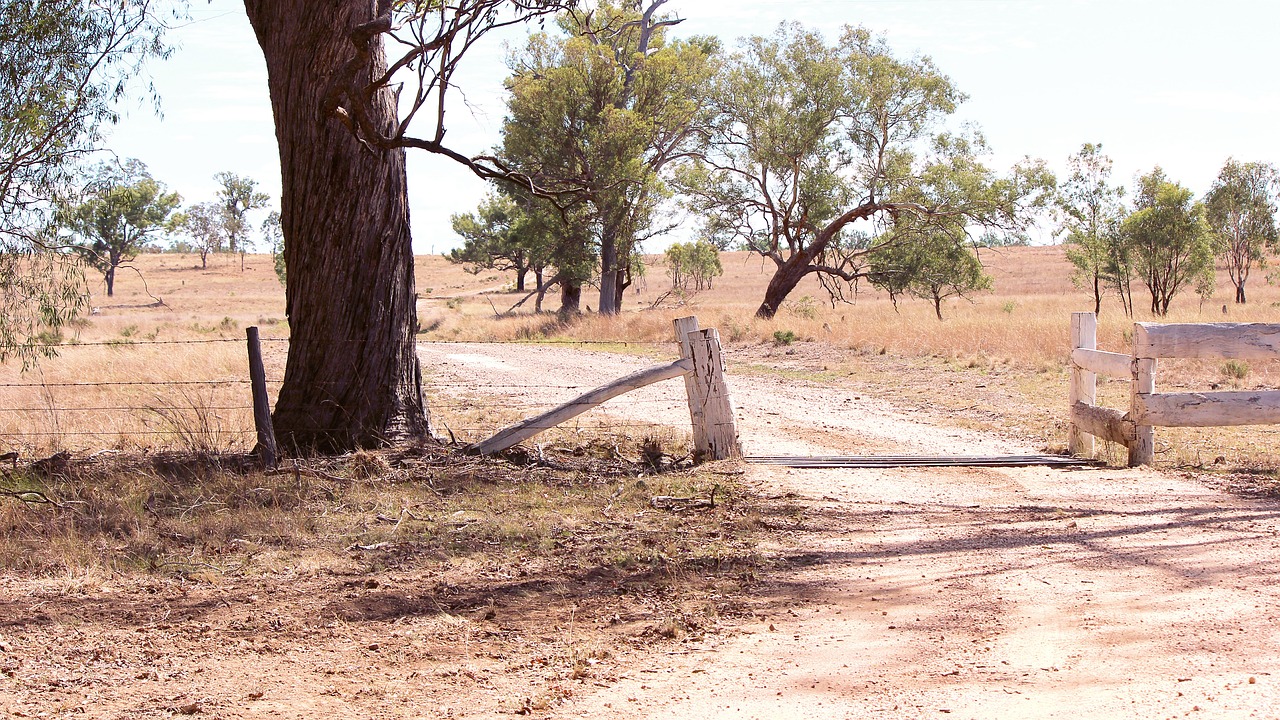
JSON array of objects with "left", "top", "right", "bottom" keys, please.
[{"left": 422, "top": 342, "right": 1280, "bottom": 719}]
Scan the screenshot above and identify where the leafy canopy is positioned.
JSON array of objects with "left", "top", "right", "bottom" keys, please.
[
  {"left": 56, "top": 159, "right": 181, "bottom": 296},
  {"left": 499, "top": 0, "right": 719, "bottom": 313},
  {"left": 676, "top": 23, "right": 1052, "bottom": 318},
  {"left": 1122, "top": 167, "right": 1214, "bottom": 317},
  {"left": 1205, "top": 158, "right": 1277, "bottom": 303},
  {"left": 0, "top": 0, "right": 172, "bottom": 364}
]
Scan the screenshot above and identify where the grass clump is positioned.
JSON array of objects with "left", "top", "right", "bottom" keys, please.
[{"left": 1222, "top": 359, "right": 1249, "bottom": 381}]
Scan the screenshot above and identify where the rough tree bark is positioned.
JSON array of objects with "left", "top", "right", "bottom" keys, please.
[
  {"left": 560, "top": 280, "right": 582, "bottom": 318},
  {"left": 244, "top": 1, "right": 428, "bottom": 453},
  {"left": 756, "top": 252, "right": 816, "bottom": 319},
  {"left": 598, "top": 226, "right": 620, "bottom": 316}
]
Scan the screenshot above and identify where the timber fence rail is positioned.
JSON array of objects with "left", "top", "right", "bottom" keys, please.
[
  {"left": 470, "top": 316, "right": 742, "bottom": 461},
  {"left": 1069, "top": 311, "right": 1280, "bottom": 466}
]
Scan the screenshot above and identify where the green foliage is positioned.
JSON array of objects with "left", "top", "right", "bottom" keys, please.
[
  {"left": 169, "top": 202, "right": 225, "bottom": 269},
  {"left": 676, "top": 23, "right": 1052, "bottom": 318},
  {"left": 664, "top": 240, "right": 723, "bottom": 291},
  {"left": 1057, "top": 143, "right": 1130, "bottom": 315},
  {"left": 783, "top": 295, "right": 820, "bottom": 320},
  {"left": 0, "top": 250, "right": 87, "bottom": 368},
  {"left": 55, "top": 159, "right": 181, "bottom": 297},
  {"left": 1205, "top": 159, "right": 1278, "bottom": 304},
  {"left": 1122, "top": 167, "right": 1215, "bottom": 317},
  {"left": 449, "top": 192, "right": 550, "bottom": 294},
  {"left": 772, "top": 330, "right": 797, "bottom": 346},
  {"left": 0, "top": 0, "right": 171, "bottom": 365},
  {"left": 500, "top": 1, "right": 719, "bottom": 314},
  {"left": 213, "top": 172, "right": 271, "bottom": 254},
  {"left": 868, "top": 219, "right": 992, "bottom": 320},
  {"left": 261, "top": 211, "right": 285, "bottom": 285}
]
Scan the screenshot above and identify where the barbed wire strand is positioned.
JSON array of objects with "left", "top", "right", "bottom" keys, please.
[{"left": 26, "top": 338, "right": 671, "bottom": 349}]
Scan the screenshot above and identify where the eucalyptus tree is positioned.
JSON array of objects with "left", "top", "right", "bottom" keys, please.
[
  {"left": 169, "top": 201, "right": 226, "bottom": 269},
  {"left": 56, "top": 160, "right": 181, "bottom": 297},
  {"left": 213, "top": 172, "right": 271, "bottom": 255},
  {"left": 1122, "top": 168, "right": 1215, "bottom": 317},
  {"left": 500, "top": 0, "right": 719, "bottom": 315},
  {"left": 665, "top": 239, "right": 722, "bottom": 292},
  {"left": 242, "top": 0, "right": 575, "bottom": 451},
  {"left": 1058, "top": 143, "right": 1128, "bottom": 314},
  {"left": 867, "top": 217, "right": 990, "bottom": 320},
  {"left": 261, "top": 210, "right": 285, "bottom": 285},
  {"left": 450, "top": 193, "right": 542, "bottom": 293},
  {"left": 1204, "top": 159, "right": 1278, "bottom": 304},
  {"left": 677, "top": 24, "right": 1051, "bottom": 319},
  {"left": 0, "top": 0, "right": 170, "bottom": 364}
]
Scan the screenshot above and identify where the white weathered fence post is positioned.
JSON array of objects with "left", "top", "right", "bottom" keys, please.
[
  {"left": 686, "top": 327, "right": 741, "bottom": 461},
  {"left": 1130, "top": 324, "right": 1156, "bottom": 467},
  {"left": 673, "top": 316, "right": 704, "bottom": 446},
  {"left": 1068, "top": 312, "right": 1098, "bottom": 458}
]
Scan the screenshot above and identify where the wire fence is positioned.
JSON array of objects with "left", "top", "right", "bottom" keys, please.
[{"left": 0, "top": 335, "right": 689, "bottom": 454}]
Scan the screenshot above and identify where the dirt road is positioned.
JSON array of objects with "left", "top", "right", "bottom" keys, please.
[{"left": 422, "top": 342, "right": 1280, "bottom": 719}]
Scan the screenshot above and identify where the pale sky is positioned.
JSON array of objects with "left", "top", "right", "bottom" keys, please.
[{"left": 107, "top": 0, "right": 1280, "bottom": 253}]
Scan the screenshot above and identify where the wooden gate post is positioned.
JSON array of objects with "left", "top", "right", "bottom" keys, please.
[
  {"left": 246, "top": 326, "right": 279, "bottom": 469},
  {"left": 1129, "top": 326, "right": 1156, "bottom": 466},
  {"left": 1068, "top": 312, "right": 1097, "bottom": 457},
  {"left": 673, "top": 316, "right": 704, "bottom": 445},
  {"left": 686, "top": 328, "right": 742, "bottom": 461}
]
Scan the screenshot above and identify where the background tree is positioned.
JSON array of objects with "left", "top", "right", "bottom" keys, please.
[
  {"left": 1058, "top": 143, "right": 1127, "bottom": 314},
  {"left": 500, "top": 0, "right": 718, "bottom": 315},
  {"left": 0, "top": 0, "right": 170, "bottom": 364},
  {"left": 169, "top": 201, "right": 226, "bottom": 269},
  {"left": 449, "top": 193, "right": 542, "bottom": 292},
  {"left": 213, "top": 171, "right": 271, "bottom": 255},
  {"left": 868, "top": 218, "right": 991, "bottom": 320},
  {"left": 677, "top": 24, "right": 1051, "bottom": 319},
  {"left": 242, "top": 0, "right": 573, "bottom": 451},
  {"left": 1122, "top": 167, "right": 1215, "bottom": 317},
  {"left": 1204, "top": 159, "right": 1278, "bottom": 304},
  {"left": 262, "top": 210, "right": 285, "bottom": 285},
  {"left": 665, "top": 239, "right": 722, "bottom": 292},
  {"left": 56, "top": 160, "right": 180, "bottom": 297}
]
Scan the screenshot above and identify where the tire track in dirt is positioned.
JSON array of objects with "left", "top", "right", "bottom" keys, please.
[{"left": 422, "top": 342, "right": 1280, "bottom": 719}]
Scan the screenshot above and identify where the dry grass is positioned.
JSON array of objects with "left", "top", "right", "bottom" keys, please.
[
  {"left": 8, "top": 246, "right": 1280, "bottom": 471},
  {"left": 0, "top": 444, "right": 761, "bottom": 585}
]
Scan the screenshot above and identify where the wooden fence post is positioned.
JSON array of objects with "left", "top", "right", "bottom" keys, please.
[
  {"left": 246, "top": 326, "right": 279, "bottom": 469},
  {"left": 686, "top": 327, "right": 741, "bottom": 461},
  {"left": 673, "top": 316, "right": 704, "bottom": 449},
  {"left": 1129, "top": 324, "right": 1156, "bottom": 467},
  {"left": 1068, "top": 312, "right": 1097, "bottom": 457}
]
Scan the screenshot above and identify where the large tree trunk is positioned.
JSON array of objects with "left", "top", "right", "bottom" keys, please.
[
  {"left": 560, "top": 279, "right": 582, "bottom": 318},
  {"left": 244, "top": 1, "right": 428, "bottom": 453},
  {"left": 755, "top": 254, "right": 814, "bottom": 319},
  {"left": 598, "top": 226, "right": 620, "bottom": 315},
  {"left": 1236, "top": 282, "right": 1247, "bottom": 304}
]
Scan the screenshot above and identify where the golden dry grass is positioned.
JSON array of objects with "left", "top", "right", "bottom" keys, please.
[{"left": 6, "top": 246, "right": 1280, "bottom": 473}]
